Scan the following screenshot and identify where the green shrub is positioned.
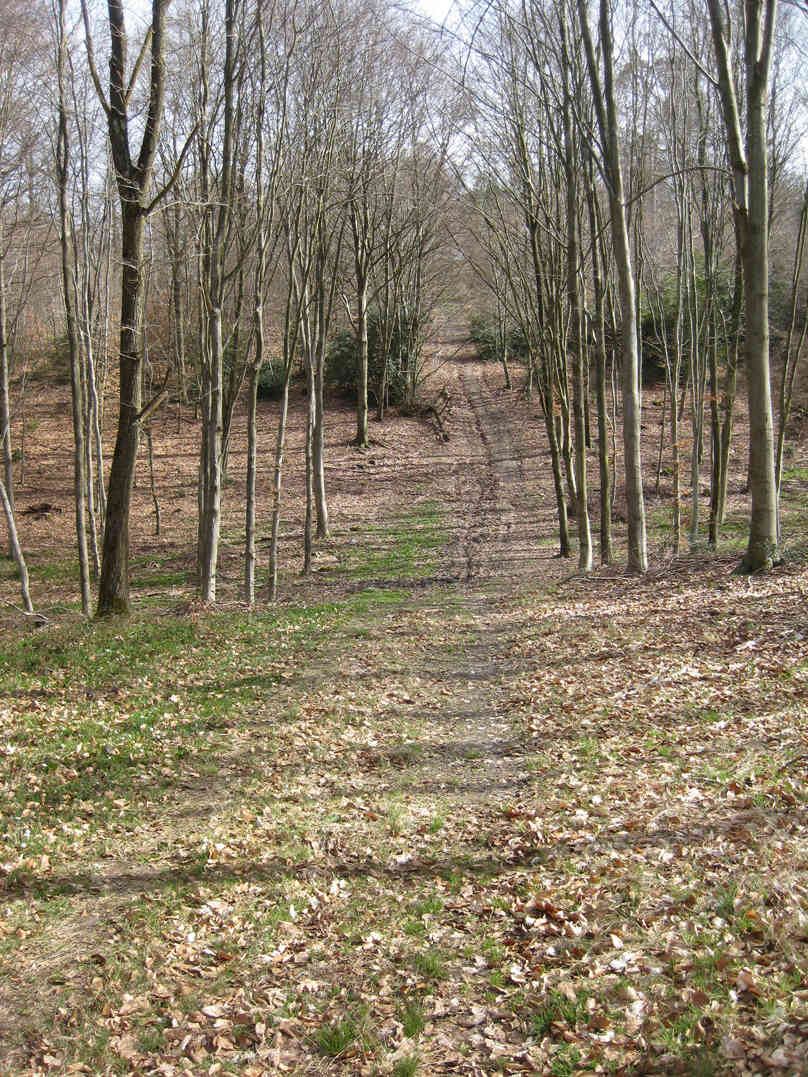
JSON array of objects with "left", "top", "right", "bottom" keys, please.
[
  {"left": 469, "top": 314, "right": 530, "bottom": 365},
  {"left": 469, "top": 314, "right": 500, "bottom": 363},
  {"left": 638, "top": 262, "right": 737, "bottom": 385},
  {"left": 326, "top": 305, "right": 424, "bottom": 406},
  {"left": 256, "top": 360, "right": 291, "bottom": 400}
]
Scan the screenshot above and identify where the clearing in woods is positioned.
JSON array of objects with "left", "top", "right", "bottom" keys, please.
[{"left": 1, "top": 343, "right": 808, "bottom": 1075}]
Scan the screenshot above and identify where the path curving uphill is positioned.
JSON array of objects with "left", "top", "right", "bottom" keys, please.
[{"left": 432, "top": 349, "right": 556, "bottom": 589}]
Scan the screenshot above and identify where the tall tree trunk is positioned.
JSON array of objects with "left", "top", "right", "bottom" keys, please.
[
  {"left": 171, "top": 248, "right": 187, "bottom": 405},
  {"left": 595, "top": 315, "right": 613, "bottom": 565},
  {"left": 168, "top": 207, "right": 188, "bottom": 405},
  {"left": 355, "top": 271, "right": 369, "bottom": 447},
  {"left": 244, "top": 359, "right": 259, "bottom": 605},
  {"left": 708, "top": 325, "right": 721, "bottom": 548},
  {"left": 0, "top": 475, "right": 33, "bottom": 614},
  {"left": 303, "top": 359, "right": 315, "bottom": 576},
  {"left": 717, "top": 257, "right": 742, "bottom": 525},
  {"left": 56, "top": 0, "right": 92, "bottom": 614},
  {"left": 741, "top": 5, "right": 778, "bottom": 568},
  {"left": 559, "top": 381, "right": 577, "bottom": 508},
  {"left": 85, "top": 0, "right": 170, "bottom": 616},
  {"left": 197, "top": 0, "right": 238, "bottom": 603},
  {"left": 686, "top": 203, "right": 704, "bottom": 551},
  {"left": 86, "top": 264, "right": 107, "bottom": 531},
  {"left": 82, "top": 334, "right": 102, "bottom": 576},
  {"left": 0, "top": 238, "right": 13, "bottom": 559},
  {"left": 547, "top": 409, "right": 571, "bottom": 558},
  {"left": 578, "top": 0, "right": 647, "bottom": 573},
  {"left": 560, "top": 21, "right": 592, "bottom": 572},
  {"left": 199, "top": 306, "right": 223, "bottom": 602},
  {"left": 269, "top": 377, "right": 290, "bottom": 602},
  {"left": 587, "top": 167, "right": 613, "bottom": 564},
  {"left": 314, "top": 345, "right": 329, "bottom": 538},
  {"left": 97, "top": 208, "right": 145, "bottom": 615},
  {"left": 774, "top": 178, "right": 808, "bottom": 499},
  {"left": 707, "top": 0, "right": 779, "bottom": 571},
  {"left": 64, "top": 241, "right": 92, "bottom": 610}
]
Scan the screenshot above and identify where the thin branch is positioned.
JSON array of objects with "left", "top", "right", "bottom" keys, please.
[
  {"left": 647, "top": 0, "right": 719, "bottom": 87},
  {"left": 125, "top": 25, "right": 153, "bottom": 105},
  {"left": 79, "top": 0, "right": 110, "bottom": 116},
  {"left": 144, "top": 122, "right": 200, "bottom": 215}
]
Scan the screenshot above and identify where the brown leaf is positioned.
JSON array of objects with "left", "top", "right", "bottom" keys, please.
[{"left": 722, "top": 1036, "right": 746, "bottom": 1060}]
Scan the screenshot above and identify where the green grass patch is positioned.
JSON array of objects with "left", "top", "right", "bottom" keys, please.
[
  {"left": 344, "top": 503, "right": 447, "bottom": 580},
  {"left": 410, "top": 949, "right": 446, "bottom": 982},
  {"left": 399, "top": 999, "right": 426, "bottom": 1038},
  {"left": 531, "top": 989, "right": 591, "bottom": 1039},
  {"left": 392, "top": 1054, "right": 420, "bottom": 1076},
  {"left": 315, "top": 1017, "right": 358, "bottom": 1056}
]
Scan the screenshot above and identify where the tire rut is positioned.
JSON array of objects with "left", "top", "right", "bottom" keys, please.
[{"left": 440, "top": 359, "right": 540, "bottom": 586}]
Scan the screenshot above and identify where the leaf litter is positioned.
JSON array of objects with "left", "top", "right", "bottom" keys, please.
[{"left": 1, "top": 358, "right": 808, "bottom": 1074}]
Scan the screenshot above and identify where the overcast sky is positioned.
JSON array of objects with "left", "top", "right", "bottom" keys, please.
[{"left": 415, "top": 0, "right": 458, "bottom": 28}]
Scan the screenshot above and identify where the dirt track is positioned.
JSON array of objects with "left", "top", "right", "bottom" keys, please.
[
  {"left": 7, "top": 344, "right": 805, "bottom": 1075},
  {"left": 1, "top": 350, "right": 561, "bottom": 1067}
]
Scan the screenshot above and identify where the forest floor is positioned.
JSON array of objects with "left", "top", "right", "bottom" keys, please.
[{"left": 1, "top": 336, "right": 808, "bottom": 1075}]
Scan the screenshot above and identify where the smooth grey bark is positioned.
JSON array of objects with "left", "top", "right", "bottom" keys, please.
[
  {"left": 559, "top": 7, "right": 592, "bottom": 572},
  {"left": 245, "top": 0, "right": 280, "bottom": 605},
  {"left": 303, "top": 357, "right": 315, "bottom": 576},
  {"left": 166, "top": 205, "right": 188, "bottom": 405},
  {"left": 56, "top": 0, "right": 91, "bottom": 615},
  {"left": 0, "top": 474, "right": 32, "bottom": 613},
  {"left": 301, "top": 196, "right": 343, "bottom": 549},
  {"left": 268, "top": 377, "right": 289, "bottom": 603},
  {"left": 706, "top": 0, "right": 780, "bottom": 571},
  {"left": 513, "top": 118, "right": 573, "bottom": 558},
  {"left": 775, "top": 177, "right": 808, "bottom": 500},
  {"left": 197, "top": 0, "right": 240, "bottom": 604},
  {"left": 578, "top": 0, "right": 648, "bottom": 574},
  {"left": 351, "top": 201, "right": 371, "bottom": 448},
  {"left": 716, "top": 256, "right": 742, "bottom": 527},
  {"left": 244, "top": 351, "right": 260, "bottom": 604},
  {"left": 245, "top": 47, "right": 266, "bottom": 604},
  {"left": 313, "top": 353, "right": 329, "bottom": 538},
  {"left": 0, "top": 229, "right": 12, "bottom": 557},
  {"left": 585, "top": 160, "right": 613, "bottom": 564}
]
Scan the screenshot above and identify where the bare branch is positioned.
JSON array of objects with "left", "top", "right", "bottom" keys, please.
[
  {"left": 647, "top": 0, "right": 719, "bottom": 86},
  {"left": 144, "top": 122, "right": 200, "bottom": 215},
  {"left": 79, "top": 0, "right": 110, "bottom": 116},
  {"left": 125, "top": 24, "right": 153, "bottom": 106}
]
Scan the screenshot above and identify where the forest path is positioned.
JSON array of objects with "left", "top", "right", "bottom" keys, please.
[
  {"left": 4, "top": 334, "right": 808, "bottom": 1076},
  {"left": 1, "top": 350, "right": 573, "bottom": 1074},
  {"left": 382, "top": 354, "right": 558, "bottom": 807},
  {"left": 438, "top": 355, "right": 549, "bottom": 586}
]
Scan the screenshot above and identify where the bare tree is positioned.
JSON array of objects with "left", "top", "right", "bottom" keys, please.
[
  {"left": 81, "top": 0, "right": 172, "bottom": 615},
  {"left": 54, "top": 0, "right": 92, "bottom": 614},
  {"left": 775, "top": 176, "right": 808, "bottom": 500},
  {"left": 245, "top": 0, "right": 289, "bottom": 604},
  {"left": 267, "top": 0, "right": 344, "bottom": 599},
  {"left": 706, "top": 0, "right": 780, "bottom": 571},
  {"left": 557, "top": 0, "right": 592, "bottom": 570},
  {"left": 582, "top": 145, "right": 614, "bottom": 564},
  {"left": 577, "top": 0, "right": 648, "bottom": 574},
  {"left": 0, "top": 0, "right": 45, "bottom": 558},
  {"left": 195, "top": 0, "right": 244, "bottom": 604},
  {"left": 0, "top": 473, "right": 33, "bottom": 614}
]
